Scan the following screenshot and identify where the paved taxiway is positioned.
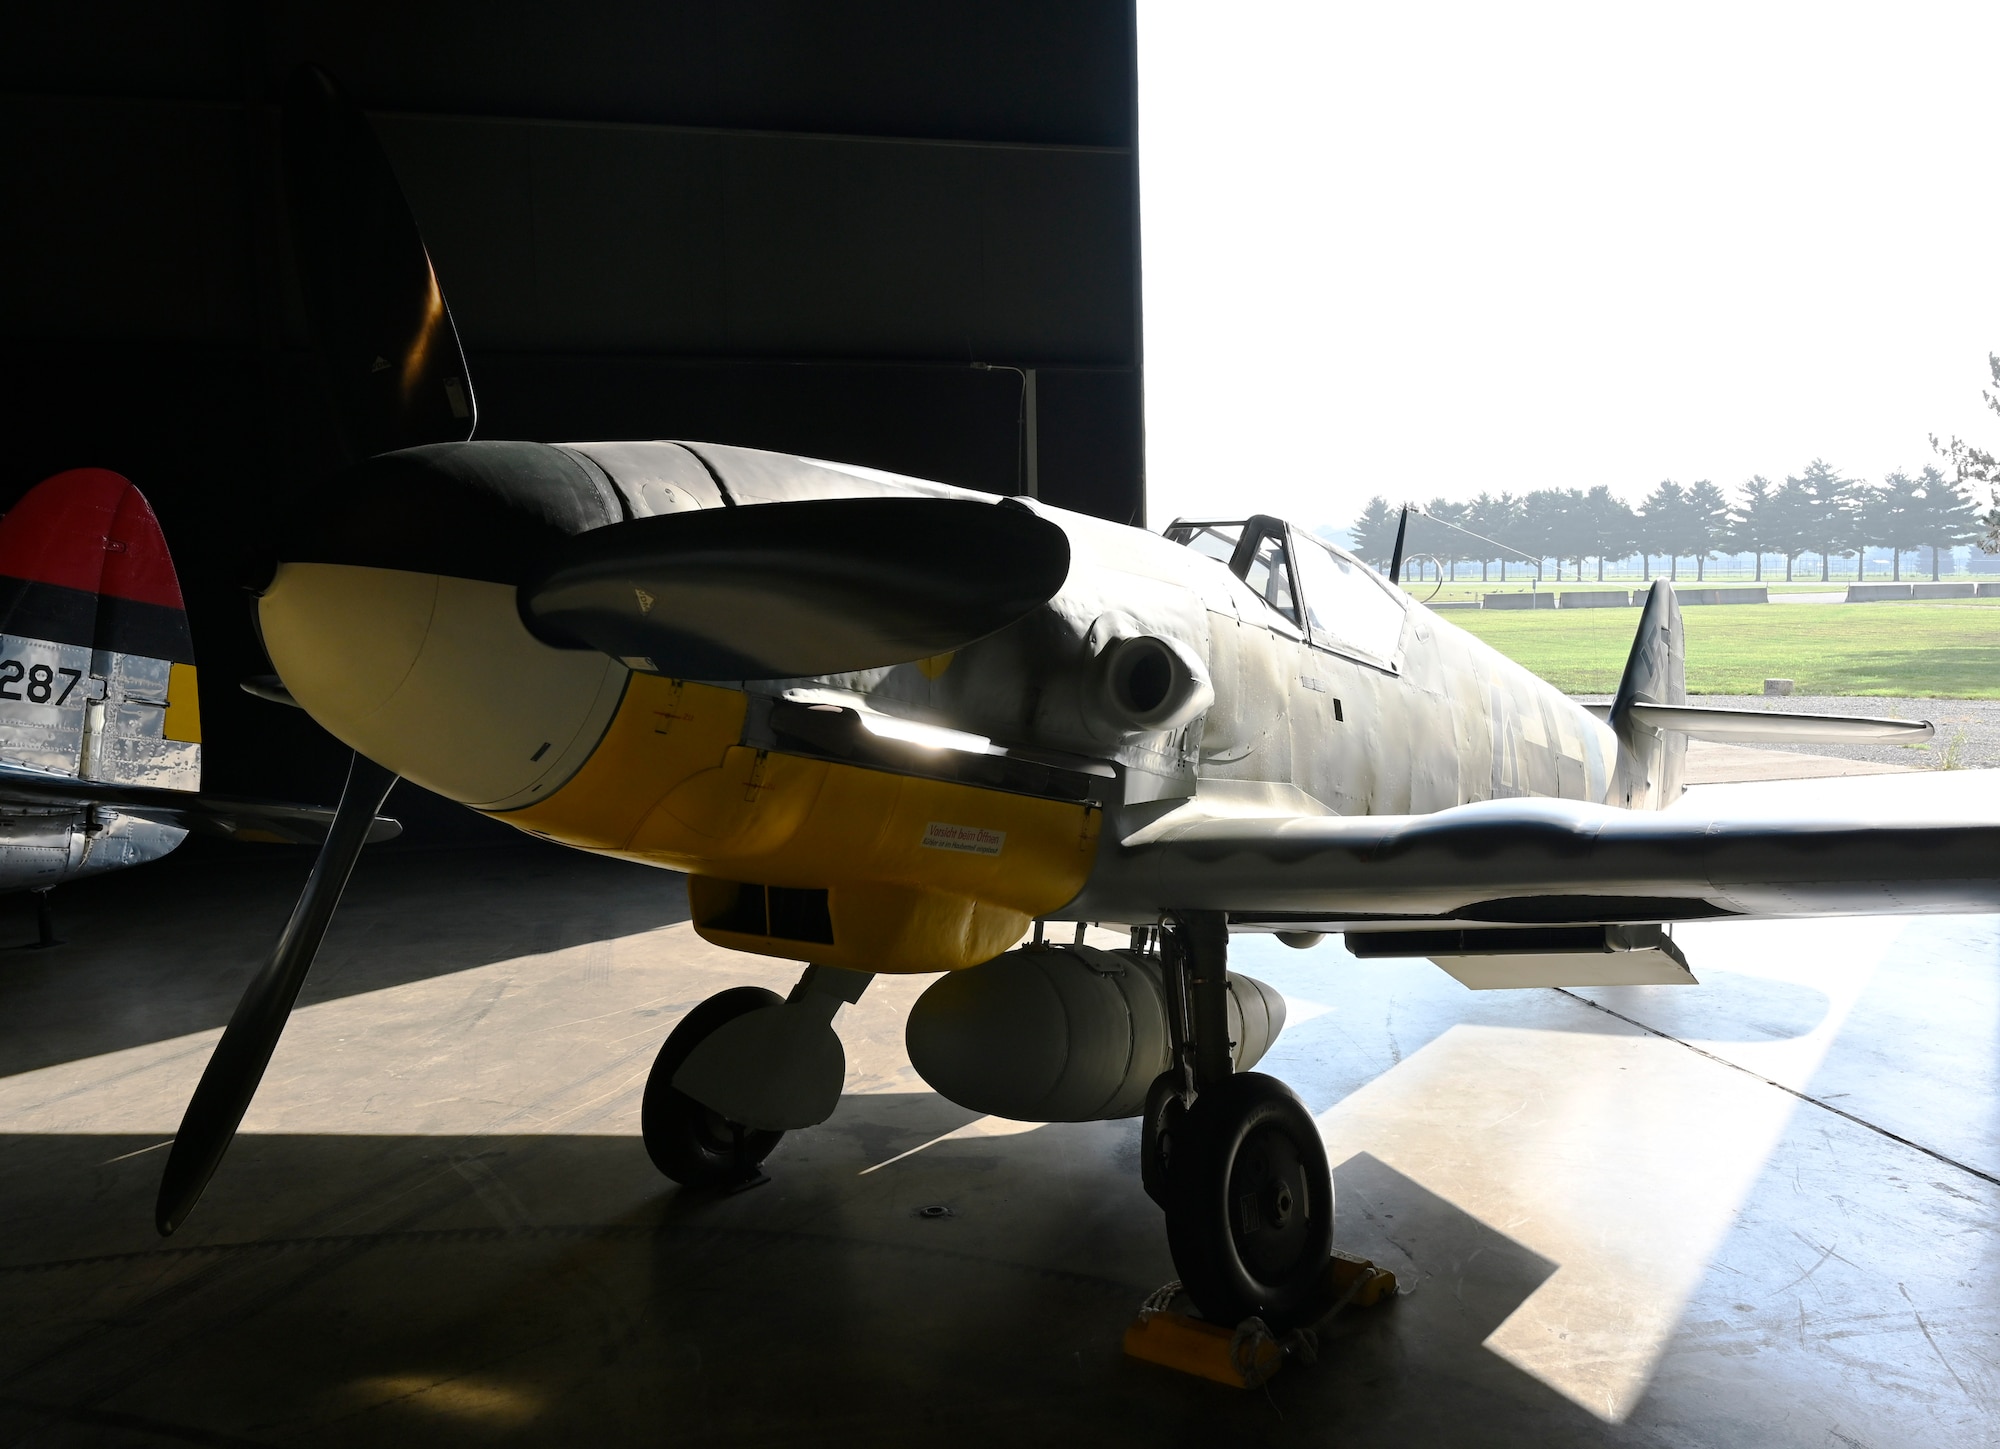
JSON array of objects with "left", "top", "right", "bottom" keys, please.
[{"left": 0, "top": 775, "right": 1992, "bottom": 1446}]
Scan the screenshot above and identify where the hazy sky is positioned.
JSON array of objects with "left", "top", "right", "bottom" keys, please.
[{"left": 1138, "top": 2, "right": 2000, "bottom": 535}]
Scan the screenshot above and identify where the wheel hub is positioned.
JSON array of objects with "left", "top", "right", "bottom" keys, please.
[
  {"left": 1264, "top": 1178, "right": 1294, "bottom": 1229},
  {"left": 1229, "top": 1123, "right": 1314, "bottom": 1281}
]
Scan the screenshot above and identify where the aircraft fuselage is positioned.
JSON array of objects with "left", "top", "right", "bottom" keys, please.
[{"left": 259, "top": 440, "right": 1617, "bottom": 974}]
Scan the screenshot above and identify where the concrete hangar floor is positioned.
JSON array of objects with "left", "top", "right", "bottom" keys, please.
[{"left": 0, "top": 769, "right": 1992, "bottom": 1445}]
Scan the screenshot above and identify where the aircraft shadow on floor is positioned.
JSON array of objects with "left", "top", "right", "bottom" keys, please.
[
  {"left": 0, "top": 841, "right": 690, "bottom": 1079},
  {"left": 0, "top": 1125, "right": 1690, "bottom": 1449}
]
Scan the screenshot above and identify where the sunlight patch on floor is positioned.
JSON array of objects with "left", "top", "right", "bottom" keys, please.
[
  {"left": 348, "top": 1372, "right": 544, "bottom": 1427},
  {"left": 858, "top": 1114, "right": 1047, "bottom": 1175},
  {"left": 1317, "top": 917, "right": 1897, "bottom": 1422}
]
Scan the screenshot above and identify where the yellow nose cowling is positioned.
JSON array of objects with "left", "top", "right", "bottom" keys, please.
[
  {"left": 257, "top": 561, "right": 627, "bottom": 810},
  {"left": 497, "top": 675, "right": 1106, "bottom": 975},
  {"left": 261, "top": 561, "right": 1105, "bottom": 977}
]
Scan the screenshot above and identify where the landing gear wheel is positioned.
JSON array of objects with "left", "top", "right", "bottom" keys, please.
[
  {"left": 1163, "top": 1072, "right": 1334, "bottom": 1331},
  {"left": 642, "top": 986, "right": 785, "bottom": 1189},
  {"left": 1140, "top": 1070, "right": 1187, "bottom": 1208}
]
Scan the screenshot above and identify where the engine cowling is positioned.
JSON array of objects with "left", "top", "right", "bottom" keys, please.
[{"left": 904, "top": 944, "right": 1286, "bottom": 1122}]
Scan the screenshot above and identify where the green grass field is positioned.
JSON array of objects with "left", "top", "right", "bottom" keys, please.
[
  {"left": 1446, "top": 602, "right": 2000, "bottom": 697},
  {"left": 1403, "top": 579, "right": 1981, "bottom": 604}
]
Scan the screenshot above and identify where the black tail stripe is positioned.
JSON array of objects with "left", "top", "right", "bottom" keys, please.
[{"left": 0, "top": 577, "right": 195, "bottom": 665}]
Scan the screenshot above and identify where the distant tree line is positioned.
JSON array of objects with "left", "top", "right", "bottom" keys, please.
[
  {"left": 1350, "top": 462, "right": 1985, "bottom": 584},
  {"left": 1932, "top": 350, "right": 2000, "bottom": 553}
]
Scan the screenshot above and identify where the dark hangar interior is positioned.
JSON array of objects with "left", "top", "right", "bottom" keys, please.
[{"left": 4, "top": 0, "right": 1141, "bottom": 827}]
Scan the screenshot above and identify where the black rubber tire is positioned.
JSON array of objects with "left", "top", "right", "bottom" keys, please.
[
  {"left": 641, "top": 986, "right": 786, "bottom": 1188},
  {"left": 1163, "top": 1072, "right": 1334, "bottom": 1331},
  {"left": 1139, "top": 1070, "right": 1187, "bottom": 1209}
]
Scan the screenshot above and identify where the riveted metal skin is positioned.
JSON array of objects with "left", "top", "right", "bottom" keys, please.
[{"left": 0, "top": 467, "right": 399, "bottom": 896}]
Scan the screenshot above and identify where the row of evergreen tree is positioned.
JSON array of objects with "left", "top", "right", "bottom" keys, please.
[{"left": 1349, "top": 462, "right": 1990, "bottom": 582}]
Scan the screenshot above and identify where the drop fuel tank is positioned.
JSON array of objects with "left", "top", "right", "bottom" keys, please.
[{"left": 905, "top": 944, "right": 1286, "bottom": 1123}]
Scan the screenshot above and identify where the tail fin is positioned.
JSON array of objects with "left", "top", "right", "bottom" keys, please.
[
  {"left": 1608, "top": 580, "right": 1685, "bottom": 809},
  {"left": 0, "top": 469, "right": 200, "bottom": 787}
]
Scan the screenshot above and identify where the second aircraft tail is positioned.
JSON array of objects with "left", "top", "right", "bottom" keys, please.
[{"left": 0, "top": 469, "right": 201, "bottom": 788}]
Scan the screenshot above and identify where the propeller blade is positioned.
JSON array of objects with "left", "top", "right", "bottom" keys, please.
[
  {"left": 155, "top": 753, "right": 398, "bottom": 1235},
  {"left": 520, "top": 497, "right": 1072, "bottom": 679},
  {"left": 281, "top": 64, "right": 476, "bottom": 458}
]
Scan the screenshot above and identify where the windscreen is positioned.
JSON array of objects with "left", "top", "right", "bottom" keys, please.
[{"left": 1291, "top": 534, "right": 1406, "bottom": 663}]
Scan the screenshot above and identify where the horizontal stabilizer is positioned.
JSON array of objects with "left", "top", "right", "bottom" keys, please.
[
  {"left": 0, "top": 764, "right": 400, "bottom": 846},
  {"left": 1586, "top": 701, "right": 1932, "bottom": 744}
]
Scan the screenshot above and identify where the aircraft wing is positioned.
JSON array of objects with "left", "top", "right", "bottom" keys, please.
[
  {"left": 1078, "top": 769, "right": 2000, "bottom": 926},
  {"left": 0, "top": 764, "right": 402, "bottom": 846}
]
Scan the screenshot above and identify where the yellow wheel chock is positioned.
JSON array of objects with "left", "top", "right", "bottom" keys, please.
[{"left": 1122, "top": 1252, "right": 1398, "bottom": 1389}]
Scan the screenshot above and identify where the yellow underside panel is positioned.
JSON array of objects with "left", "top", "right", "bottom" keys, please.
[{"left": 495, "top": 676, "right": 1101, "bottom": 974}]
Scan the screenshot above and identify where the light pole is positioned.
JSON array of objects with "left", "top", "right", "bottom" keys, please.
[{"left": 972, "top": 362, "right": 1037, "bottom": 499}]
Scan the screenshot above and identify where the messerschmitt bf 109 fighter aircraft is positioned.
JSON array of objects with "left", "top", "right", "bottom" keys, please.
[
  {"left": 0, "top": 466, "right": 399, "bottom": 946},
  {"left": 153, "top": 66, "right": 2000, "bottom": 1333}
]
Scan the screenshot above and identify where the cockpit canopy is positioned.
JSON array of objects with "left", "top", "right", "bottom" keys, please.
[{"left": 1164, "top": 515, "right": 1408, "bottom": 669}]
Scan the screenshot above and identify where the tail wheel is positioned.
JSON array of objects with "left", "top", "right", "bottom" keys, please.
[
  {"left": 641, "top": 986, "right": 785, "bottom": 1188},
  {"left": 1164, "top": 1072, "right": 1334, "bottom": 1331}
]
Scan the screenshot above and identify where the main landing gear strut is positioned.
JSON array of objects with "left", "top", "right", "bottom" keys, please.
[{"left": 1146, "top": 911, "right": 1334, "bottom": 1331}]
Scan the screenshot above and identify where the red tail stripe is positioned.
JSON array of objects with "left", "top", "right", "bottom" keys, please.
[{"left": 0, "top": 469, "right": 186, "bottom": 610}]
